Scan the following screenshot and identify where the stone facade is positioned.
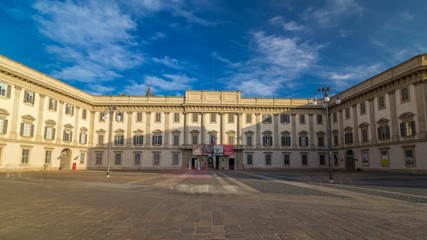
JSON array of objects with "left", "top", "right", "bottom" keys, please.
[{"left": 0, "top": 54, "right": 426, "bottom": 172}]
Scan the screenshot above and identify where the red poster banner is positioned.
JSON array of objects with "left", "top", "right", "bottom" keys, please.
[{"left": 223, "top": 145, "right": 234, "bottom": 155}]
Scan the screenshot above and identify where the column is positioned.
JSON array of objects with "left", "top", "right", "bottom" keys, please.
[
  {"left": 9, "top": 86, "right": 22, "bottom": 139},
  {"left": 368, "top": 98, "right": 377, "bottom": 145},
  {"left": 309, "top": 114, "right": 314, "bottom": 149},
  {"left": 201, "top": 113, "right": 205, "bottom": 144},
  {"left": 220, "top": 113, "right": 225, "bottom": 145},
  {"left": 126, "top": 111, "right": 133, "bottom": 147},
  {"left": 255, "top": 113, "right": 261, "bottom": 148},
  {"left": 56, "top": 101, "right": 64, "bottom": 144},
  {"left": 164, "top": 112, "right": 170, "bottom": 147},
  {"left": 237, "top": 113, "right": 242, "bottom": 145},
  {"left": 415, "top": 81, "right": 427, "bottom": 139},
  {"left": 274, "top": 113, "right": 279, "bottom": 148},
  {"left": 145, "top": 112, "right": 151, "bottom": 147},
  {"left": 35, "top": 94, "right": 46, "bottom": 142},
  {"left": 183, "top": 112, "right": 188, "bottom": 145},
  {"left": 291, "top": 114, "right": 297, "bottom": 148},
  {"left": 388, "top": 90, "right": 399, "bottom": 142},
  {"left": 352, "top": 104, "right": 359, "bottom": 146},
  {"left": 338, "top": 110, "right": 344, "bottom": 147},
  {"left": 73, "top": 106, "right": 80, "bottom": 145},
  {"left": 88, "top": 111, "right": 95, "bottom": 147}
]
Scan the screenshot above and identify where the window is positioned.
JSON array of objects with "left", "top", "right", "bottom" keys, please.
[
  {"left": 153, "top": 135, "right": 162, "bottom": 145},
  {"left": 173, "top": 153, "right": 179, "bottom": 165},
  {"left": 403, "top": 148, "right": 415, "bottom": 167},
  {"left": 79, "top": 132, "right": 87, "bottom": 144},
  {"left": 265, "top": 154, "right": 272, "bottom": 165},
  {"left": 262, "top": 114, "right": 272, "bottom": 124},
  {"left": 155, "top": 113, "right": 161, "bottom": 122},
  {"left": 378, "top": 126, "right": 390, "bottom": 140},
  {"left": 114, "top": 135, "right": 124, "bottom": 145},
  {"left": 44, "top": 124, "right": 56, "bottom": 140},
  {"left": 301, "top": 154, "right": 308, "bottom": 166},
  {"left": 210, "top": 113, "right": 216, "bottom": 123},
  {"left": 137, "top": 112, "right": 143, "bottom": 122},
  {"left": 228, "top": 114, "right": 234, "bottom": 123},
  {"left": 284, "top": 154, "right": 290, "bottom": 165},
  {"left": 361, "top": 129, "right": 369, "bottom": 143},
  {"left": 45, "top": 150, "right": 52, "bottom": 164},
  {"left": 299, "top": 114, "right": 305, "bottom": 124},
  {"left": 263, "top": 132, "right": 273, "bottom": 146},
  {"left": 116, "top": 112, "right": 123, "bottom": 122},
  {"left": 0, "top": 118, "right": 8, "bottom": 134},
  {"left": 400, "top": 121, "right": 416, "bottom": 137},
  {"left": 153, "top": 153, "right": 160, "bottom": 165},
  {"left": 192, "top": 113, "right": 198, "bottom": 123},
  {"left": 0, "top": 82, "right": 10, "bottom": 97},
  {"left": 318, "top": 136, "right": 324, "bottom": 147},
  {"left": 20, "top": 123, "right": 34, "bottom": 137},
  {"left": 247, "top": 154, "right": 253, "bottom": 165},
  {"left": 115, "top": 153, "right": 122, "bottom": 165},
  {"left": 21, "top": 149, "right": 30, "bottom": 164},
  {"left": 63, "top": 130, "right": 73, "bottom": 142},
  {"left": 65, "top": 104, "right": 74, "bottom": 115},
  {"left": 96, "top": 153, "right": 103, "bottom": 165},
  {"left": 360, "top": 102, "right": 366, "bottom": 115},
  {"left": 133, "top": 135, "right": 144, "bottom": 145},
  {"left": 98, "top": 135, "right": 104, "bottom": 145},
  {"left": 173, "top": 135, "right": 180, "bottom": 146},
  {"left": 99, "top": 112, "right": 105, "bottom": 122},
  {"left": 174, "top": 113, "right": 180, "bottom": 122},
  {"left": 82, "top": 110, "right": 87, "bottom": 120},
  {"left": 23, "top": 90, "right": 35, "bottom": 104},
  {"left": 228, "top": 136, "right": 235, "bottom": 145},
  {"left": 280, "top": 114, "right": 290, "bottom": 124},
  {"left": 80, "top": 152, "right": 85, "bottom": 164},
  {"left": 319, "top": 154, "right": 325, "bottom": 166},
  {"left": 48, "top": 98, "right": 57, "bottom": 111},
  {"left": 378, "top": 95, "right": 386, "bottom": 110},
  {"left": 246, "top": 114, "right": 252, "bottom": 124},
  {"left": 317, "top": 115, "right": 323, "bottom": 124},
  {"left": 344, "top": 132, "right": 353, "bottom": 144},
  {"left": 401, "top": 87, "right": 410, "bottom": 102},
  {"left": 333, "top": 134, "right": 339, "bottom": 146},
  {"left": 345, "top": 108, "right": 350, "bottom": 119},
  {"left": 134, "top": 153, "right": 141, "bottom": 165},
  {"left": 299, "top": 133, "right": 308, "bottom": 147},
  {"left": 246, "top": 135, "right": 253, "bottom": 146},
  {"left": 333, "top": 112, "right": 337, "bottom": 123},
  {"left": 281, "top": 135, "right": 291, "bottom": 147},
  {"left": 192, "top": 135, "right": 198, "bottom": 145}
]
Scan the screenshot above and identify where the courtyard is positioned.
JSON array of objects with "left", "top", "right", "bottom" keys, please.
[{"left": 1, "top": 170, "right": 427, "bottom": 240}]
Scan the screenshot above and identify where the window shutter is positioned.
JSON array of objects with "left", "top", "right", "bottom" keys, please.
[
  {"left": 70, "top": 132, "right": 73, "bottom": 141},
  {"left": 412, "top": 121, "right": 416, "bottom": 136},
  {"left": 52, "top": 128, "right": 56, "bottom": 140},
  {"left": 85, "top": 134, "right": 88, "bottom": 144},
  {"left": 6, "top": 85, "right": 11, "bottom": 98},
  {"left": 32, "top": 93, "right": 35, "bottom": 104},
  {"left": 23, "top": 91, "right": 27, "bottom": 102},
  {"left": 30, "top": 124, "right": 34, "bottom": 137},
  {"left": 2, "top": 120, "right": 7, "bottom": 133},
  {"left": 152, "top": 136, "right": 155, "bottom": 144},
  {"left": 400, "top": 123, "right": 405, "bottom": 136},
  {"left": 79, "top": 133, "right": 82, "bottom": 143},
  {"left": 44, "top": 127, "right": 47, "bottom": 139},
  {"left": 299, "top": 137, "right": 301, "bottom": 146}
]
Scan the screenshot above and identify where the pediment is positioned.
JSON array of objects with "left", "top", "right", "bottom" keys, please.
[
  {"left": 45, "top": 119, "right": 57, "bottom": 125},
  {"left": 114, "top": 129, "right": 125, "bottom": 134},
  {"left": 80, "top": 127, "right": 88, "bottom": 131},
  {"left": 376, "top": 118, "right": 389, "bottom": 125},
  {"left": 21, "top": 114, "right": 36, "bottom": 121},
  {"left": 133, "top": 129, "right": 144, "bottom": 134},
  {"left": 0, "top": 108, "right": 10, "bottom": 116},
  {"left": 63, "top": 123, "right": 73, "bottom": 129},
  {"left": 359, "top": 122, "right": 369, "bottom": 128},
  {"left": 399, "top": 112, "right": 415, "bottom": 119},
  {"left": 96, "top": 129, "right": 106, "bottom": 133},
  {"left": 281, "top": 131, "right": 290, "bottom": 135}
]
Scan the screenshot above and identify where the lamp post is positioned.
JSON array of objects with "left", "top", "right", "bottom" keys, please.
[
  {"left": 103, "top": 106, "right": 120, "bottom": 177},
  {"left": 313, "top": 87, "right": 341, "bottom": 183}
]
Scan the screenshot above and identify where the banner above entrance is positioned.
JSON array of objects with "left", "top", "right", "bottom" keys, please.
[{"left": 192, "top": 145, "right": 234, "bottom": 156}]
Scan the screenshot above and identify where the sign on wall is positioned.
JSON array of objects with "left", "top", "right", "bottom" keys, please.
[{"left": 192, "top": 145, "right": 202, "bottom": 156}]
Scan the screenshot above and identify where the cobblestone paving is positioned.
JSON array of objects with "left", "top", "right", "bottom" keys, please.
[{"left": 0, "top": 170, "right": 426, "bottom": 239}]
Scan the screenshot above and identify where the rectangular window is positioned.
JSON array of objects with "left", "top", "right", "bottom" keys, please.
[
  {"left": 80, "top": 152, "right": 85, "bottom": 164},
  {"left": 318, "top": 136, "right": 324, "bottom": 147},
  {"left": 192, "top": 113, "right": 198, "bottom": 123},
  {"left": 246, "top": 135, "right": 253, "bottom": 146},
  {"left": 246, "top": 114, "right": 252, "bottom": 124},
  {"left": 247, "top": 154, "right": 253, "bottom": 165},
  {"left": 404, "top": 149, "right": 415, "bottom": 167},
  {"left": 334, "top": 134, "right": 339, "bottom": 146},
  {"left": 263, "top": 136, "right": 272, "bottom": 146},
  {"left": 133, "top": 135, "right": 144, "bottom": 145},
  {"left": 82, "top": 110, "right": 87, "bottom": 120},
  {"left": 96, "top": 153, "right": 103, "bottom": 165},
  {"left": 401, "top": 87, "right": 410, "bottom": 102},
  {"left": 21, "top": 149, "right": 30, "bottom": 164},
  {"left": 228, "top": 114, "right": 234, "bottom": 123},
  {"left": 114, "top": 135, "right": 124, "bottom": 145},
  {"left": 378, "top": 95, "right": 386, "bottom": 109},
  {"left": 153, "top": 153, "right": 160, "bottom": 165},
  {"left": 99, "top": 112, "right": 105, "bottom": 122},
  {"left": 115, "top": 153, "right": 122, "bottom": 165},
  {"left": 79, "top": 133, "right": 87, "bottom": 144},
  {"left": 63, "top": 130, "right": 73, "bottom": 142},
  {"left": 137, "top": 112, "right": 143, "bottom": 122},
  {"left": 48, "top": 98, "right": 57, "bottom": 111},
  {"left": 400, "top": 121, "right": 416, "bottom": 137},
  {"left": 377, "top": 126, "right": 390, "bottom": 140},
  {"left": 263, "top": 114, "right": 272, "bottom": 124},
  {"left": 192, "top": 135, "right": 198, "bottom": 145},
  {"left": 98, "top": 135, "right": 104, "bottom": 145},
  {"left": 173, "top": 153, "right": 179, "bottom": 165},
  {"left": 153, "top": 135, "right": 162, "bottom": 145},
  {"left": 360, "top": 102, "right": 366, "bottom": 115},
  {"left": 24, "top": 90, "right": 35, "bottom": 104},
  {"left": 20, "top": 123, "right": 34, "bottom": 137},
  {"left": 210, "top": 113, "right": 216, "bottom": 123},
  {"left": 299, "top": 136, "right": 308, "bottom": 147},
  {"left": 45, "top": 150, "right": 52, "bottom": 164},
  {"left": 345, "top": 108, "right": 350, "bottom": 119},
  {"left": 361, "top": 129, "right": 369, "bottom": 143},
  {"left": 299, "top": 114, "right": 305, "bottom": 124},
  {"left": 174, "top": 113, "right": 180, "bottom": 122},
  {"left": 301, "top": 154, "right": 308, "bottom": 166},
  {"left": 284, "top": 154, "right": 290, "bottom": 165},
  {"left": 280, "top": 114, "right": 290, "bottom": 124},
  {"left": 173, "top": 135, "right": 180, "bottom": 146},
  {"left": 265, "top": 154, "right": 272, "bottom": 165},
  {"left": 281, "top": 136, "right": 291, "bottom": 146},
  {"left": 0, "top": 119, "right": 7, "bottom": 134},
  {"left": 317, "top": 115, "right": 323, "bottom": 124},
  {"left": 116, "top": 112, "right": 123, "bottom": 122},
  {"left": 0, "top": 82, "right": 8, "bottom": 97},
  {"left": 65, "top": 104, "right": 74, "bottom": 115},
  {"left": 228, "top": 136, "right": 234, "bottom": 145},
  {"left": 319, "top": 154, "right": 325, "bottom": 166},
  {"left": 333, "top": 112, "right": 337, "bottom": 123},
  {"left": 134, "top": 153, "right": 141, "bottom": 165},
  {"left": 344, "top": 133, "right": 353, "bottom": 144},
  {"left": 155, "top": 113, "right": 161, "bottom": 122}
]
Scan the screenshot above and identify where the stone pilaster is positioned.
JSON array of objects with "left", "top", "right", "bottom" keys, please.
[
  {"left": 56, "top": 101, "right": 64, "bottom": 144},
  {"left": 35, "top": 94, "right": 45, "bottom": 142},
  {"left": 255, "top": 113, "right": 261, "bottom": 148},
  {"left": 126, "top": 111, "right": 133, "bottom": 147},
  {"left": 88, "top": 111, "right": 95, "bottom": 147},
  {"left": 73, "top": 106, "right": 80, "bottom": 145},
  {"left": 352, "top": 104, "right": 359, "bottom": 146},
  {"left": 145, "top": 112, "right": 151, "bottom": 147},
  {"left": 164, "top": 112, "right": 170, "bottom": 147},
  {"left": 339, "top": 110, "right": 344, "bottom": 147},
  {"left": 9, "top": 86, "right": 22, "bottom": 139},
  {"left": 368, "top": 98, "right": 377, "bottom": 144},
  {"left": 388, "top": 90, "right": 399, "bottom": 142},
  {"left": 183, "top": 112, "right": 188, "bottom": 145},
  {"left": 201, "top": 113, "right": 205, "bottom": 144},
  {"left": 291, "top": 114, "right": 297, "bottom": 148},
  {"left": 415, "top": 81, "right": 427, "bottom": 139},
  {"left": 309, "top": 114, "right": 314, "bottom": 149},
  {"left": 237, "top": 113, "right": 242, "bottom": 145}
]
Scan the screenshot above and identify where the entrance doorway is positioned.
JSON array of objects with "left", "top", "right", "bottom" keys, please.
[
  {"left": 59, "top": 148, "right": 72, "bottom": 170},
  {"left": 215, "top": 157, "right": 219, "bottom": 170},
  {"left": 345, "top": 150, "right": 355, "bottom": 171},
  {"left": 191, "top": 158, "right": 197, "bottom": 170},
  {"left": 208, "top": 156, "right": 214, "bottom": 169},
  {"left": 229, "top": 158, "right": 235, "bottom": 170}
]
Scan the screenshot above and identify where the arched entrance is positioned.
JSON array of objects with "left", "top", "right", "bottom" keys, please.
[
  {"left": 345, "top": 150, "right": 355, "bottom": 171},
  {"left": 59, "top": 148, "right": 72, "bottom": 170}
]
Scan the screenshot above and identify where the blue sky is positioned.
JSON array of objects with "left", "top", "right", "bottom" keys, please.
[{"left": 0, "top": 0, "right": 426, "bottom": 98}]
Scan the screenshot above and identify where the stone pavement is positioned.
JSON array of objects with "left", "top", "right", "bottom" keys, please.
[{"left": 0, "top": 170, "right": 426, "bottom": 239}]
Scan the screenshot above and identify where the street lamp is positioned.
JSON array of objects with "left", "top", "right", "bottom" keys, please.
[
  {"left": 313, "top": 86, "right": 341, "bottom": 183},
  {"left": 102, "top": 106, "right": 121, "bottom": 177}
]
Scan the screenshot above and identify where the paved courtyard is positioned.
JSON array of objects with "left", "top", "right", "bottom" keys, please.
[{"left": 1, "top": 170, "right": 427, "bottom": 240}]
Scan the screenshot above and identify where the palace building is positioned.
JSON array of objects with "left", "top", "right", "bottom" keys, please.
[{"left": 0, "top": 54, "right": 426, "bottom": 172}]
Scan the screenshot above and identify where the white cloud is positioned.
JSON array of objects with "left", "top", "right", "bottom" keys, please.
[
  {"left": 324, "top": 63, "right": 384, "bottom": 90},
  {"left": 269, "top": 16, "right": 305, "bottom": 32},
  {"left": 86, "top": 84, "right": 115, "bottom": 96},
  {"left": 33, "top": 0, "right": 143, "bottom": 82},
  {"left": 124, "top": 73, "right": 196, "bottom": 95},
  {"left": 152, "top": 56, "right": 183, "bottom": 69},
  {"left": 303, "top": 0, "right": 362, "bottom": 27}
]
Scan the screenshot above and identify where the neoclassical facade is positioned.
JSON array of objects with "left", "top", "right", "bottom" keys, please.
[{"left": 0, "top": 54, "right": 426, "bottom": 172}]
